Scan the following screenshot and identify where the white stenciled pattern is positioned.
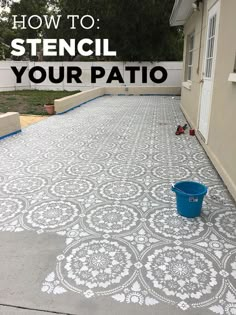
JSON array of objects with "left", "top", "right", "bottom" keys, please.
[
  {"left": 51, "top": 179, "right": 93, "bottom": 198},
  {"left": 226, "top": 252, "right": 236, "bottom": 289},
  {"left": 208, "top": 185, "right": 234, "bottom": 206},
  {"left": 0, "top": 159, "right": 24, "bottom": 172},
  {"left": 198, "top": 166, "right": 220, "bottom": 182},
  {"left": 152, "top": 166, "right": 190, "bottom": 180},
  {"left": 26, "top": 161, "right": 62, "bottom": 175},
  {"left": 197, "top": 233, "right": 235, "bottom": 260},
  {"left": 214, "top": 211, "right": 236, "bottom": 239},
  {"left": 147, "top": 208, "right": 205, "bottom": 240},
  {"left": 99, "top": 181, "right": 143, "bottom": 201},
  {"left": 124, "top": 228, "right": 159, "bottom": 252},
  {"left": 151, "top": 183, "right": 176, "bottom": 203},
  {"left": 0, "top": 198, "right": 25, "bottom": 223},
  {"left": 3, "top": 177, "right": 46, "bottom": 194},
  {"left": 112, "top": 281, "right": 159, "bottom": 306},
  {"left": 144, "top": 246, "right": 218, "bottom": 302},
  {"left": 209, "top": 290, "right": 236, "bottom": 315},
  {"left": 66, "top": 163, "right": 102, "bottom": 176},
  {"left": 0, "top": 95, "right": 236, "bottom": 314},
  {"left": 109, "top": 165, "right": 146, "bottom": 179},
  {"left": 62, "top": 239, "right": 133, "bottom": 291},
  {"left": 84, "top": 205, "right": 140, "bottom": 234},
  {"left": 25, "top": 201, "right": 81, "bottom": 231}
]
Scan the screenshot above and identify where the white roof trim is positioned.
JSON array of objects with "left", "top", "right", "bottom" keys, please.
[{"left": 170, "top": 0, "right": 195, "bottom": 26}]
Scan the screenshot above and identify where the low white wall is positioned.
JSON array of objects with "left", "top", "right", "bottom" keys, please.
[
  {"left": 54, "top": 86, "right": 181, "bottom": 114},
  {"left": 55, "top": 87, "right": 105, "bottom": 114},
  {"left": 0, "top": 112, "right": 21, "bottom": 139},
  {"left": 105, "top": 86, "right": 181, "bottom": 95},
  {"left": 0, "top": 61, "right": 183, "bottom": 91}
]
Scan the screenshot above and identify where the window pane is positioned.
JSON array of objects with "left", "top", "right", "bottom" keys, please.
[
  {"left": 208, "top": 58, "right": 212, "bottom": 77},
  {"left": 209, "top": 19, "right": 213, "bottom": 38},
  {"left": 188, "top": 66, "right": 192, "bottom": 80},
  {"left": 212, "top": 15, "right": 216, "bottom": 36},
  {"left": 186, "top": 32, "right": 194, "bottom": 81},
  {"left": 210, "top": 37, "right": 215, "bottom": 58},
  {"left": 190, "top": 35, "right": 194, "bottom": 50},
  {"left": 206, "top": 59, "right": 209, "bottom": 77},
  {"left": 189, "top": 51, "right": 193, "bottom": 65}
]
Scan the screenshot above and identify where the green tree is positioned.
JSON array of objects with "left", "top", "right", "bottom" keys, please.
[
  {"left": 0, "top": 0, "right": 183, "bottom": 61},
  {"left": 47, "top": 0, "right": 183, "bottom": 61},
  {"left": 0, "top": 11, "right": 16, "bottom": 59},
  {"left": 0, "top": 0, "right": 48, "bottom": 60}
]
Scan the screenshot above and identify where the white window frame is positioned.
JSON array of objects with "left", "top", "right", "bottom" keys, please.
[
  {"left": 186, "top": 32, "right": 195, "bottom": 81},
  {"left": 234, "top": 53, "right": 236, "bottom": 73}
]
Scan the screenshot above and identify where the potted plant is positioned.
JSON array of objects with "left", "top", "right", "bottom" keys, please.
[{"left": 44, "top": 98, "right": 55, "bottom": 115}]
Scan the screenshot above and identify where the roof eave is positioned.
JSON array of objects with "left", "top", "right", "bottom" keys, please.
[{"left": 170, "top": 0, "right": 194, "bottom": 26}]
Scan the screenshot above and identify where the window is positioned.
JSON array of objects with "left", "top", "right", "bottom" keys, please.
[
  {"left": 205, "top": 14, "right": 216, "bottom": 78},
  {"left": 186, "top": 32, "right": 195, "bottom": 81}
]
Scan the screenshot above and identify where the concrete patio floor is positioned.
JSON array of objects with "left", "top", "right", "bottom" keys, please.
[
  {"left": 0, "top": 95, "right": 236, "bottom": 315},
  {"left": 20, "top": 115, "right": 47, "bottom": 128}
]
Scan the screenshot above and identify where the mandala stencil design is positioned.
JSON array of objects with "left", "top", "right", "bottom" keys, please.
[
  {"left": 61, "top": 239, "right": 133, "bottom": 291},
  {"left": 208, "top": 185, "right": 234, "bottom": 205},
  {"left": 153, "top": 152, "right": 187, "bottom": 163},
  {"left": 115, "top": 152, "right": 147, "bottom": 163},
  {"left": 0, "top": 95, "right": 236, "bottom": 314},
  {"left": 84, "top": 205, "right": 140, "bottom": 234},
  {"left": 79, "top": 152, "right": 110, "bottom": 161},
  {"left": 144, "top": 246, "right": 219, "bottom": 302},
  {"left": 147, "top": 208, "right": 205, "bottom": 240},
  {"left": 59, "top": 150, "right": 76, "bottom": 159},
  {"left": 109, "top": 165, "right": 146, "bottom": 179},
  {"left": 0, "top": 159, "right": 24, "bottom": 172},
  {"left": 51, "top": 179, "right": 93, "bottom": 198},
  {"left": 197, "top": 233, "right": 235, "bottom": 260},
  {"left": 3, "top": 177, "right": 46, "bottom": 194},
  {"left": 26, "top": 161, "right": 62, "bottom": 175},
  {"left": 198, "top": 166, "right": 220, "bottom": 182},
  {"left": 151, "top": 183, "right": 176, "bottom": 203},
  {"left": 25, "top": 201, "right": 81, "bottom": 231},
  {"left": 192, "top": 152, "right": 210, "bottom": 163},
  {"left": 225, "top": 252, "right": 236, "bottom": 288},
  {"left": 214, "top": 211, "right": 236, "bottom": 239},
  {"left": 152, "top": 166, "right": 190, "bottom": 181},
  {"left": 99, "top": 181, "right": 143, "bottom": 201},
  {"left": 66, "top": 163, "right": 102, "bottom": 176}
]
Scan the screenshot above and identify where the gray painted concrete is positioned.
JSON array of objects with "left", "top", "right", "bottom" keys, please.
[{"left": 0, "top": 96, "right": 235, "bottom": 314}]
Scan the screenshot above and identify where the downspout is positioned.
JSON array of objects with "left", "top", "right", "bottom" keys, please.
[{"left": 197, "top": 0, "right": 204, "bottom": 74}]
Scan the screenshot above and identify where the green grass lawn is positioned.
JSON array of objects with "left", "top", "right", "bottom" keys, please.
[{"left": 0, "top": 90, "right": 79, "bottom": 115}]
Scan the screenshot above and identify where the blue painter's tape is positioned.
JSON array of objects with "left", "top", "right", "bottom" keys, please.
[
  {"left": 56, "top": 95, "right": 104, "bottom": 115},
  {"left": 103, "top": 93, "right": 180, "bottom": 97},
  {"left": 0, "top": 129, "right": 22, "bottom": 141},
  {"left": 139, "top": 94, "right": 180, "bottom": 96}
]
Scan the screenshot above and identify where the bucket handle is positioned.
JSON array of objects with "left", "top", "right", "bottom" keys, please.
[{"left": 171, "top": 184, "right": 189, "bottom": 195}]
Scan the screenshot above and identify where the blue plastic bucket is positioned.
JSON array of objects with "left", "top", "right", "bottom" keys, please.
[{"left": 171, "top": 181, "right": 208, "bottom": 218}]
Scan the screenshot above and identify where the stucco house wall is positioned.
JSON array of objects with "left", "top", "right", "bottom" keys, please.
[{"left": 175, "top": 0, "right": 236, "bottom": 201}]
